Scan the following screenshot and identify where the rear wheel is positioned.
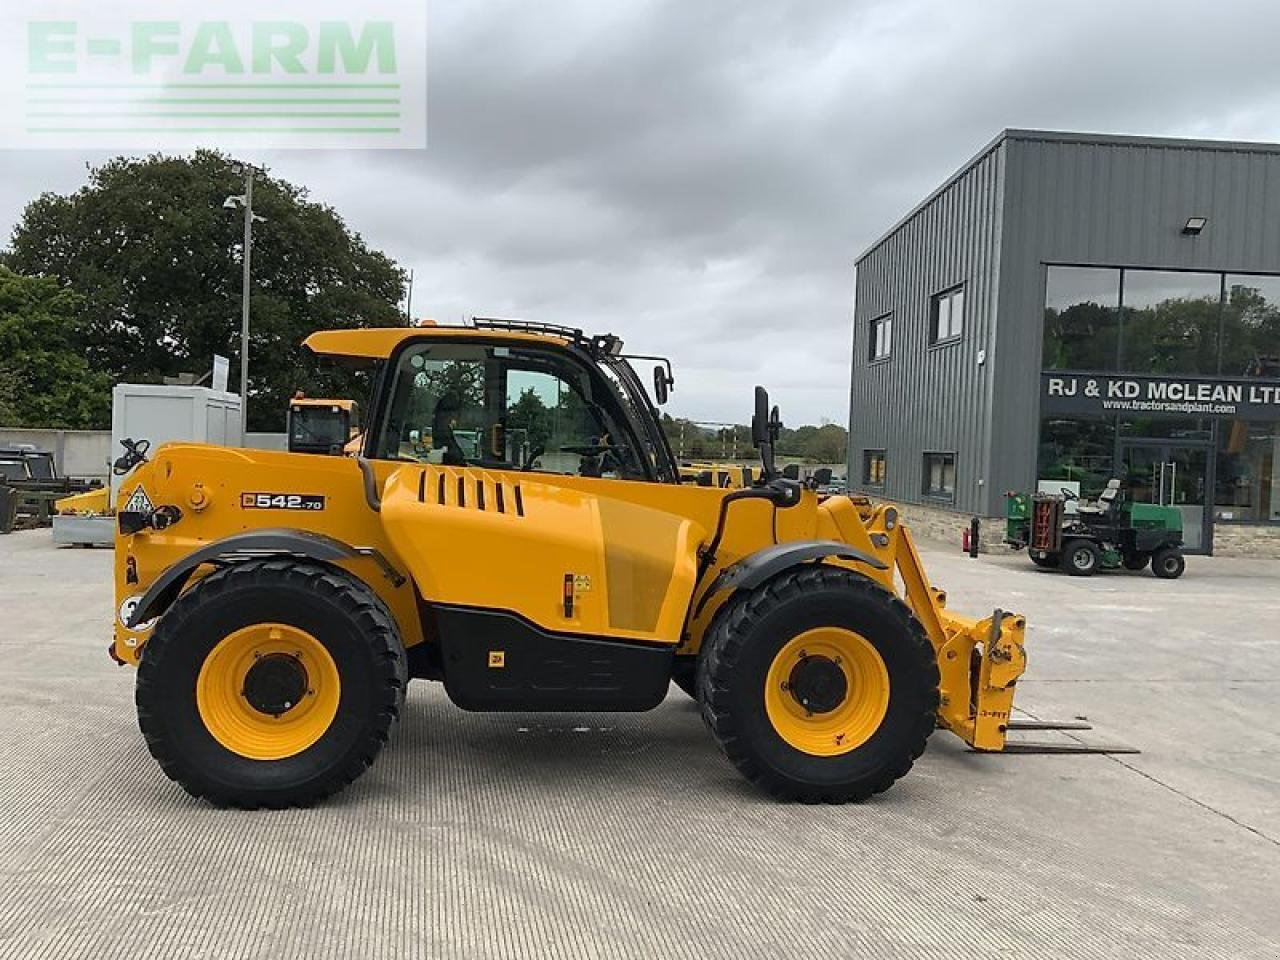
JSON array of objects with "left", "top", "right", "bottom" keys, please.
[
  {"left": 699, "top": 566, "right": 938, "bottom": 803},
  {"left": 1151, "top": 547, "right": 1186, "bottom": 579},
  {"left": 136, "top": 560, "right": 406, "bottom": 808},
  {"left": 1061, "top": 539, "right": 1101, "bottom": 576}
]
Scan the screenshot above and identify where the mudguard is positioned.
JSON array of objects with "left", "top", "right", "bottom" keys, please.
[
  {"left": 127, "top": 528, "right": 360, "bottom": 627},
  {"left": 694, "top": 539, "right": 888, "bottom": 618}
]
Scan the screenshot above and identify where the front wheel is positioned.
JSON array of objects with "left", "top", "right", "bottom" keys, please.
[
  {"left": 1061, "top": 539, "right": 1101, "bottom": 576},
  {"left": 699, "top": 566, "right": 939, "bottom": 803},
  {"left": 1151, "top": 547, "right": 1186, "bottom": 579},
  {"left": 135, "top": 560, "right": 407, "bottom": 808}
]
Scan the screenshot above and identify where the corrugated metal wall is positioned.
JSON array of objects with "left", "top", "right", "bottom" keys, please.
[
  {"left": 851, "top": 130, "right": 1280, "bottom": 516},
  {"left": 991, "top": 133, "right": 1280, "bottom": 504},
  {"left": 848, "top": 140, "right": 1006, "bottom": 515}
]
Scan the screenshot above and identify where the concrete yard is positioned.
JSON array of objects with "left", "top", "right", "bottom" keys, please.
[{"left": 2, "top": 528, "right": 1277, "bottom": 960}]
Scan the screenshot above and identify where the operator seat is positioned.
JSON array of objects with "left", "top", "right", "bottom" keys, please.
[
  {"left": 432, "top": 395, "right": 468, "bottom": 466},
  {"left": 1076, "top": 478, "right": 1121, "bottom": 516}
]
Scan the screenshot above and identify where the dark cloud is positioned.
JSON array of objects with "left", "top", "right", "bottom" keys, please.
[{"left": 6, "top": 0, "right": 1280, "bottom": 423}]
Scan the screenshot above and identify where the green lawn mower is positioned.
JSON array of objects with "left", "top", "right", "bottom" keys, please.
[{"left": 1005, "top": 480, "right": 1186, "bottom": 578}]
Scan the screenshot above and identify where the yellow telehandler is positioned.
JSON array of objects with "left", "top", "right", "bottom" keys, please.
[
  {"left": 287, "top": 396, "right": 362, "bottom": 456},
  {"left": 111, "top": 319, "right": 1064, "bottom": 808}
]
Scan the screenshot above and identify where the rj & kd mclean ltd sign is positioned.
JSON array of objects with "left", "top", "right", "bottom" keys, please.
[{"left": 1041, "top": 372, "right": 1280, "bottom": 420}]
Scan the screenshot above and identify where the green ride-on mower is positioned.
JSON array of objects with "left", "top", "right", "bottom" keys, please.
[{"left": 1005, "top": 480, "right": 1186, "bottom": 579}]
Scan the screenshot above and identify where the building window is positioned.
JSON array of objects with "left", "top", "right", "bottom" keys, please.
[
  {"left": 863, "top": 449, "right": 886, "bottom": 485},
  {"left": 1216, "top": 420, "right": 1280, "bottom": 523},
  {"left": 1121, "top": 270, "right": 1222, "bottom": 374},
  {"left": 930, "top": 286, "right": 965, "bottom": 344},
  {"left": 1043, "top": 265, "right": 1246, "bottom": 375},
  {"left": 1037, "top": 417, "right": 1117, "bottom": 499},
  {"left": 1043, "top": 266, "right": 1122, "bottom": 371},
  {"left": 869, "top": 314, "right": 892, "bottom": 361},
  {"left": 922, "top": 452, "right": 956, "bottom": 500}
]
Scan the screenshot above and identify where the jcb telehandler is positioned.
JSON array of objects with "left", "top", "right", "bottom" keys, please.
[
  {"left": 112, "top": 319, "right": 1042, "bottom": 808},
  {"left": 287, "top": 397, "right": 362, "bottom": 456}
]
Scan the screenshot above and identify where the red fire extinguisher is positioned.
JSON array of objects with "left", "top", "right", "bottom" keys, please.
[{"left": 962, "top": 517, "right": 980, "bottom": 558}]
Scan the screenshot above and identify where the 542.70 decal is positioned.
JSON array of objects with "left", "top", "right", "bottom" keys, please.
[{"left": 240, "top": 492, "right": 326, "bottom": 511}]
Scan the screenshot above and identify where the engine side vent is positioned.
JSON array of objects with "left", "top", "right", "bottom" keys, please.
[{"left": 420, "top": 467, "right": 524, "bottom": 517}]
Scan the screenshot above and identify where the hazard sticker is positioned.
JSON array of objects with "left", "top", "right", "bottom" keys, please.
[
  {"left": 122, "top": 485, "right": 154, "bottom": 514},
  {"left": 118, "top": 594, "right": 157, "bottom": 632}
]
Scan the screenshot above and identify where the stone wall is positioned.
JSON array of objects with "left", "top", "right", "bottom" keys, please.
[
  {"left": 1212, "top": 523, "right": 1280, "bottom": 559},
  {"left": 889, "top": 500, "right": 1007, "bottom": 553}
]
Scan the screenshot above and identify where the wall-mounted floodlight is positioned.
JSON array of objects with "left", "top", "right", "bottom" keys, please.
[{"left": 1182, "top": 216, "right": 1208, "bottom": 236}]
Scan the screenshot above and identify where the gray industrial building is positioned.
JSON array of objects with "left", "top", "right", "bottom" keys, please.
[{"left": 848, "top": 129, "right": 1280, "bottom": 555}]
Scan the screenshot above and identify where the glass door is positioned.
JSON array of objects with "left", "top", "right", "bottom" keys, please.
[{"left": 1120, "top": 441, "right": 1212, "bottom": 552}]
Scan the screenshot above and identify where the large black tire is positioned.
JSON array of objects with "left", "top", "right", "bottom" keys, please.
[
  {"left": 1030, "top": 552, "right": 1059, "bottom": 568},
  {"left": 136, "top": 560, "right": 407, "bottom": 808},
  {"left": 1061, "top": 539, "right": 1101, "bottom": 576},
  {"left": 698, "top": 566, "right": 939, "bottom": 803},
  {"left": 1151, "top": 547, "right": 1186, "bottom": 579},
  {"left": 671, "top": 656, "right": 698, "bottom": 699}
]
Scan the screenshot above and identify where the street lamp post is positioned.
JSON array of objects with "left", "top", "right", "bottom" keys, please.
[{"left": 224, "top": 166, "right": 259, "bottom": 439}]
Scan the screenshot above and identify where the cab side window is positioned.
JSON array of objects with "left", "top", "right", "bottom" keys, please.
[{"left": 375, "top": 342, "right": 645, "bottom": 479}]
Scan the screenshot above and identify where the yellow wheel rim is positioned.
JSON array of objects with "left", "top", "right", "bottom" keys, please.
[
  {"left": 764, "top": 627, "right": 890, "bottom": 757},
  {"left": 196, "top": 623, "right": 341, "bottom": 761}
]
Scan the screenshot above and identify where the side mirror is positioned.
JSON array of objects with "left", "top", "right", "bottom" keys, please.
[
  {"left": 752, "top": 387, "right": 785, "bottom": 482},
  {"left": 652, "top": 366, "right": 669, "bottom": 405},
  {"left": 751, "top": 387, "right": 770, "bottom": 446}
]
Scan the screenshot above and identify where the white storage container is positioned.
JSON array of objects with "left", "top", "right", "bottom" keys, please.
[{"left": 110, "top": 384, "right": 242, "bottom": 497}]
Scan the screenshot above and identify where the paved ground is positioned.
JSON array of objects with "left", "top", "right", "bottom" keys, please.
[{"left": 2, "top": 528, "right": 1277, "bottom": 960}]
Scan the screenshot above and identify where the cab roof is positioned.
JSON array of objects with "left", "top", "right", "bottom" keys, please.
[
  {"left": 290, "top": 397, "right": 357, "bottom": 411},
  {"left": 304, "top": 323, "right": 571, "bottom": 361}
]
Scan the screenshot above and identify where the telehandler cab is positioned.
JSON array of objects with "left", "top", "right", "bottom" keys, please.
[
  {"left": 112, "top": 319, "right": 1043, "bottom": 808},
  {"left": 287, "top": 397, "right": 362, "bottom": 456}
]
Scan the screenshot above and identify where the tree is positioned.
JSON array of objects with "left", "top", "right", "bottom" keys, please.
[
  {"left": 0, "top": 267, "right": 112, "bottom": 428},
  {"left": 660, "top": 412, "right": 847, "bottom": 464},
  {"left": 5, "top": 151, "right": 406, "bottom": 430},
  {"left": 508, "top": 387, "right": 552, "bottom": 449}
]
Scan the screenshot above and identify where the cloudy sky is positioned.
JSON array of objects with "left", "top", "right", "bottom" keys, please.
[{"left": 5, "top": 0, "right": 1280, "bottom": 424}]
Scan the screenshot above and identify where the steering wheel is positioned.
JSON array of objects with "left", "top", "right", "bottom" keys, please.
[
  {"left": 521, "top": 445, "right": 545, "bottom": 472},
  {"left": 563, "top": 442, "right": 630, "bottom": 471},
  {"left": 1060, "top": 488, "right": 1079, "bottom": 501},
  {"left": 113, "top": 438, "right": 151, "bottom": 476}
]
